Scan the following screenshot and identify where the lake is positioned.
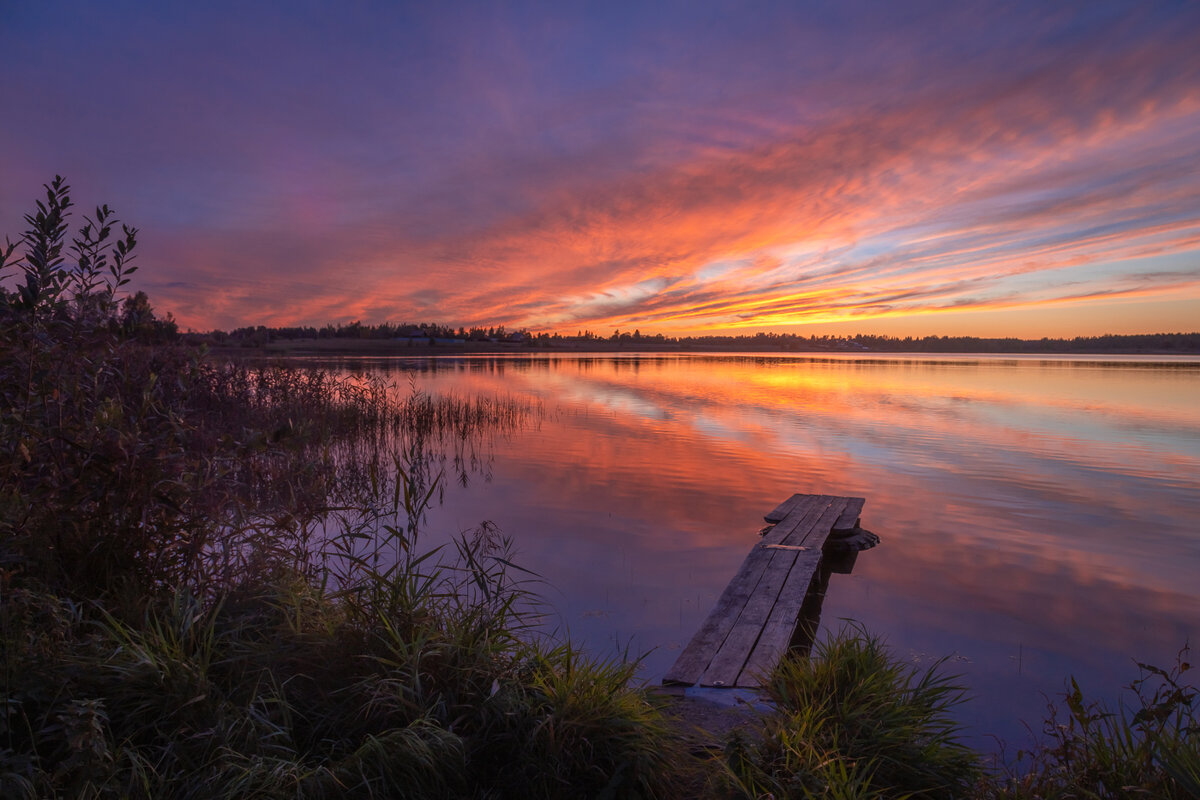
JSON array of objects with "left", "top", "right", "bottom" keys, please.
[{"left": 307, "top": 351, "right": 1200, "bottom": 753}]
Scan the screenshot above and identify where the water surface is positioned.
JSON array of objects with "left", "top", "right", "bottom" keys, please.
[{"left": 316, "top": 352, "right": 1200, "bottom": 752}]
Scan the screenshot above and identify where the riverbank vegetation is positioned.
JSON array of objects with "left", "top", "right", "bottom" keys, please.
[{"left": 2, "top": 180, "right": 1196, "bottom": 797}]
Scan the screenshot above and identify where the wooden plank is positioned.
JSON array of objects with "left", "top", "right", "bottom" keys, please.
[
  {"left": 736, "top": 549, "right": 824, "bottom": 687},
  {"left": 661, "top": 535, "right": 784, "bottom": 685},
  {"left": 693, "top": 498, "right": 836, "bottom": 687},
  {"left": 764, "top": 493, "right": 806, "bottom": 523},
  {"left": 696, "top": 498, "right": 845, "bottom": 686},
  {"left": 735, "top": 498, "right": 850, "bottom": 686},
  {"left": 666, "top": 498, "right": 827, "bottom": 685},
  {"left": 694, "top": 544, "right": 798, "bottom": 687},
  {"left": 760, "top": 494, "right": 824, "bottom": 546},
  {"left": 664, "top": 493, "right": 868, "bottom": 688},
  {"left": 833, "top": 497, "right": 866, "bottom": 533},
  {"left": 779, "top": 496, "right": 848, "bottom": 548}
]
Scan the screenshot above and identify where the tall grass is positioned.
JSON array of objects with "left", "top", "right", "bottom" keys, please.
[
  {"left": 0, "top": 449, "right": 685, "bottom": 798},
  {"left": 985, "top": 645, "right": 1199, "bottom": 799},
  {"left": 0, "top": 491, "right": 687, "bottom": 797},
  {"left": 713, "top": 624, "right": 982, "bottom": 799}
]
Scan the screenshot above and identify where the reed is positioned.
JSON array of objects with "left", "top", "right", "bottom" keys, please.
[{"left": 985, "top": 645, "right": 1199, "bottom": 799}]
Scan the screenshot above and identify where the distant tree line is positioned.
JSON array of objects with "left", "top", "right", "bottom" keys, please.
[
  {"left": 192, "top": 322, "right": 1200, "bottom": 353},
  {"left": 841, "top": 332, "right": 1200, "bottom": 353}
]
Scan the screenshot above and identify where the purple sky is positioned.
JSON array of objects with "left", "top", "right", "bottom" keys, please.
[{"left": 2, "top": 1, "right": 1198, "bottom": 335}]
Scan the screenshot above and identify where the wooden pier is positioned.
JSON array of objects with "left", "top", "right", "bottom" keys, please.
[{"left": 663, "top": 494, "right": 869, "bottom": 689}]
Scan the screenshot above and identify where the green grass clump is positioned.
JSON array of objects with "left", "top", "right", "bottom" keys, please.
[
  {"left": 714, "top": 625, "right": 982, "bottom": 799},
  {"left": 986, "top": 646, "right": 1198, "bottom": 800},
  {"left": 473, "top": 642, "right": 683, "bottom": 799}
]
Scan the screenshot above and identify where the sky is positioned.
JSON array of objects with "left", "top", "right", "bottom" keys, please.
[{"left": 2, "top": 0, "right": 1199, "bottom": 337}]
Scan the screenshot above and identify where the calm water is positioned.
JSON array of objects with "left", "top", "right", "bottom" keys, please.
[{"left": 317, "top": 352, "right": 1200, "bottom": 752}]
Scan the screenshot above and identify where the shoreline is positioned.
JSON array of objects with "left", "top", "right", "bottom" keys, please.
[{"left": 203, "top": 337, "right": 1200, "bottom": 358}]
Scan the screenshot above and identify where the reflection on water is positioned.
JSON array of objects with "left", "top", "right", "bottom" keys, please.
[{"left": 307, "top": 353, "right": 1200, "bottom": 753}]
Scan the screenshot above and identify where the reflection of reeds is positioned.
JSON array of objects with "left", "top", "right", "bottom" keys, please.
[{"left": 180, "top": 360, "right": 544, "bottom": 593}]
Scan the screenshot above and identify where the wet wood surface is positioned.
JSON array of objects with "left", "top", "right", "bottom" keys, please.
[{"left": 663, "top": 494, "right": 865, "bottom": 689}]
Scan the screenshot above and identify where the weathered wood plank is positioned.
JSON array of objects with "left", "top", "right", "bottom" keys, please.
[
  {"left": 694, "top": 547, "right": 796, "bottom": 686},
  {"left": 736, "top": 549, "right": 824, "bottom": 687},
  {"left": 666, "top": 498, "right": 827, "bottom": 685},
  {"left": 760, "top": 494, "right": 824, "bottom": 546},
  {"left": 661, "top": 534, "right": 783, "bottom": 685},
  {"left": 833, "top": 497, "right": 866, "bottom": 533},
  {"left": 664, "top": 492, "right": 867, "bottom": 688},
  {"left": 696, "top": 498, "right": 843, "bottom": 687},
  {"left": 778, "top": 496, "right": 848, "bottom": 549},
  {"left": 764, "top": 493, "right": 806, "bottom": 523},
  {"left": 735, "top": 498, "right": 850, "bottom": 686}
]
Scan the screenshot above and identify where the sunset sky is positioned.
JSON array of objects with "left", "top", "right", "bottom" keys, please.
[{"left": 2, "top": 1, "right": 1199, "bottom": 337}]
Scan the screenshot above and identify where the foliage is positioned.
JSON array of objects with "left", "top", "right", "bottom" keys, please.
[
  {"left": 0, "top": 179, "right": 537, "bottom": 600},
  {"left": 0, "top": 489, "right": 684, "bottom": 798},
  {"left": 985, "top": 646, "right": 1199, "bottom": 800},
  {"left": 713, "top": 625, "right": 982, "bottom": 799},
  {"left": 0, "top": 178, "right": 681, "bottom": 798}
]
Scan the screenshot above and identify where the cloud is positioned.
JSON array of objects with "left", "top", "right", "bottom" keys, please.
[{"left": 5, "top": 2, "right": 1198, "bottom": 334}]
